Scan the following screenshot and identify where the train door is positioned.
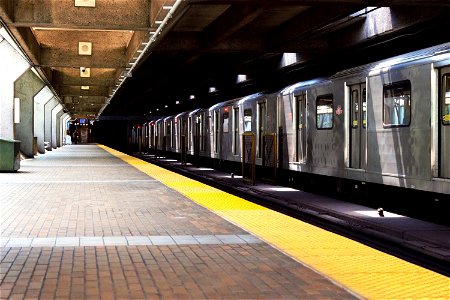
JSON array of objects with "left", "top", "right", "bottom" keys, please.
[
  {"left": 176, "top": 118, "right": 181, "bottom": 150},
  {"left": 295, "top": 93, "right": 306, "bottom": 162},
  {"left": 188, "top": 116, "right": 192, "bottom": 151},
  {"left": 180, "top": 117, "right": 186, "bottom": 152},
  {"left": 166, "top": 120, "right": 171, "bottom": 150},
  {"left": 233, "top": 106, "right": 240, "bottom": 155},
  {"left": 198, "top": 114, "right": 204, "bottom": 152},
  {"left": 348, "top": 82, "right": 367, "bottom": 169},
  {"left": 143, "top": 123, "right": 148, "bottom": 151},
  {"left": 157, "top": 121, "right": 163, "bottom": 150},
  {"left": 257, "top": 101, "right": 266, "bottom": 158},
  {"left": 193, "top": 115, "right": 200, "bottom": 161},
  {"left": 440, "top": 67, "right": 450, "bottom": 178},
  {"left": 149, "top": 122, "right": 155, "bottom": 149},
  {"left": 214, "top": 110, "right": 220, "bottom": 154}
]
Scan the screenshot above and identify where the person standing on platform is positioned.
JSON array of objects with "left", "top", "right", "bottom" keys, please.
[{"left": 73, "top": 130, "right": 78, "bottom": 144}]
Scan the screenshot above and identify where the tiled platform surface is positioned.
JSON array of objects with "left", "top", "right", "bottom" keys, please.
[
  {"left": 0, "top": 145, "right": 358, "bottom": 300},
  {"left": 137, "top": 154, "right": 450, "bottom": 266}
]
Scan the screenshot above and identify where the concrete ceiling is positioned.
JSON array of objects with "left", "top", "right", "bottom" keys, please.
[{"left": 1, "top": 0, "right": 450, "bottom": 120}]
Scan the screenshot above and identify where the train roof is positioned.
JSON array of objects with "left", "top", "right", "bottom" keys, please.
[
  {"left": 330, "top": 42, "right": 450, "bottom": 79},
  {"left": 174, "top": 108, "right": 201, "bottom": 119},
  {"left": 208, "top": 92, "right": 265, "bottom": 111},
  {"left": 280, "top": 78, "right": 329, "bottom": 95}
]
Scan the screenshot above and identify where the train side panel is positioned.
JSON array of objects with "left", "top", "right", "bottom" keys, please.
[
  {"left": 304, "top": 83, "right": 346, "bottom": 177},
  {"left": 366, "top": 63, "right": 433, "bottom": 191}
]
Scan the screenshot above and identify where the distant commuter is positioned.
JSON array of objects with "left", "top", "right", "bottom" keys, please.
[{"left": 73, "top": 130, "right": 78, "bottom": 144}]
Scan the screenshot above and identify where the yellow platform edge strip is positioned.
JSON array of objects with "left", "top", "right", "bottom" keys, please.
[{"left": 99, "top": 145, "right": 450, "bottom": 300}]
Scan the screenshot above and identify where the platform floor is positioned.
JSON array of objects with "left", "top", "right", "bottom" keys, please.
[{"left": 1, "top": 144, "right": 448, "bottom": 299}]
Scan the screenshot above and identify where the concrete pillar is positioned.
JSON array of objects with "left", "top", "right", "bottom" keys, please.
[
  {"left": 51, "top": 104, "right": 63, "bottom": 149},
  {"left": 34, "top": 87, "right": 54, "bottom": 154},
  {"left": 0, "top": 34, "right": 30, "bottom": 140},
  {"left": 61, "top": 114, "right": 70, "bottom": 146},
  {"left": 44, "top": 98, "right": 58, "bottom": 151},
  {"left": 14, "top": 70, "right": 45, "bottom": 157},
  {"left": 52, "top": 104, "right": 64, "bottom": 148}
]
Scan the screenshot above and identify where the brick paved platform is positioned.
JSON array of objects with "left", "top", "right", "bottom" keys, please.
[{"left": 0, "top": 145, "right": 358, "bottom": 299}]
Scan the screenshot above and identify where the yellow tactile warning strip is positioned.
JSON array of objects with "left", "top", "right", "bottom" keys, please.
[{"left": 99, "top": 145, "right": 450, "bottom": 299}]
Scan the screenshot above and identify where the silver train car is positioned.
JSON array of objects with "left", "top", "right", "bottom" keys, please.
[{"left": 132, "top": 42, "right": 450, "bottom": 223}]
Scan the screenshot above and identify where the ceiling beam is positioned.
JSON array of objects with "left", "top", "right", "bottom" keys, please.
[
  {"left": 52, "top": 74, "right": 115, "bottom": 87},
  {"left": 7, "top": 0, "right": 151, "bottom": 30},
  {"left": 59, "top": 86, "right": 109, "bottom": 96},
  {"left": 269, "top": 5, "right": 362, "bottom": 51},
  {"left": 154, "top": 32, "right": 266, "bottom": 52},
  {"left": 40, "top": 48, "right": 125, "bottom": 68},
  {"left": 187, "top": 0, "right": 450, "bottom": 6}
]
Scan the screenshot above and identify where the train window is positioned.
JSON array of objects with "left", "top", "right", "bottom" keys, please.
[
  {"left": 362, "top": 88, "right": 367, "bottom": 128},
  {"left": 443, "top": 74, "right": 450, "bottom": 125},
  {"left": 351, "top": 89, "right": 359, "bottom": 128},
  {"left": 316, "top": 95, "right": 334, "bottom": 129},
  {"left": 244, "top": 109, "right": 252, "bottom": 132},
  {"left": 223, "top": 109, "right": 229, "bottom": 133},
  {"left": 207, "top": 115, "right": 211, "bottom": 134},
  {"left": 296, "top": 95, "right": 304, "bottom": 130},
  {"left": 383, "top": 81, "right": 411, "bottom": 127}
]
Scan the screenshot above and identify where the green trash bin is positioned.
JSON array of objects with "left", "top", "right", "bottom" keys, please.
[{"left": 0, "top": 138, "right": 21, "bottom": 172}]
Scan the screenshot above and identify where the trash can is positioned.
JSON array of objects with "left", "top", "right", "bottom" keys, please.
[{"left": 0, "top": 138, "right": 21, "bottom": 172}]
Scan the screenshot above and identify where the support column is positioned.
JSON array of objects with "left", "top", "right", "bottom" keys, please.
[
  {"left": 14, "top": 70, "right": 45, "bottom": 157},
  {"left": 61, "top": 114, "right": 70, "bottom": 146},
  {"left": 44, "top": 98, "right": 58, "bottom": 151},
  {"left": 0, "top": 34, "right": 30, "bottom": 140},
  {"left": 50, "top": 103, "right": 63, "bottom": 149},
  {"left": 51, "top": 104, "right": 63, "bottom": 149},
  {"left": 34, "top": 87, "right": 54, "bottom": 154}
]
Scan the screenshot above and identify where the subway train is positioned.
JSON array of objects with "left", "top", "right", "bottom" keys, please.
[{"left": 131, "top": 42, "right": 450, "bottom": 224}]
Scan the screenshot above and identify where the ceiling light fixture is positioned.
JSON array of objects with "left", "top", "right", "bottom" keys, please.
[
  {"left": 74, "top": 0, "right": 95, "bottom": 7},
  {"left": 80, "top": 67, "right": 90, "bottom": 77},
  {"left": 78, "top": 42, "right": 92, "bottom": 55}
]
